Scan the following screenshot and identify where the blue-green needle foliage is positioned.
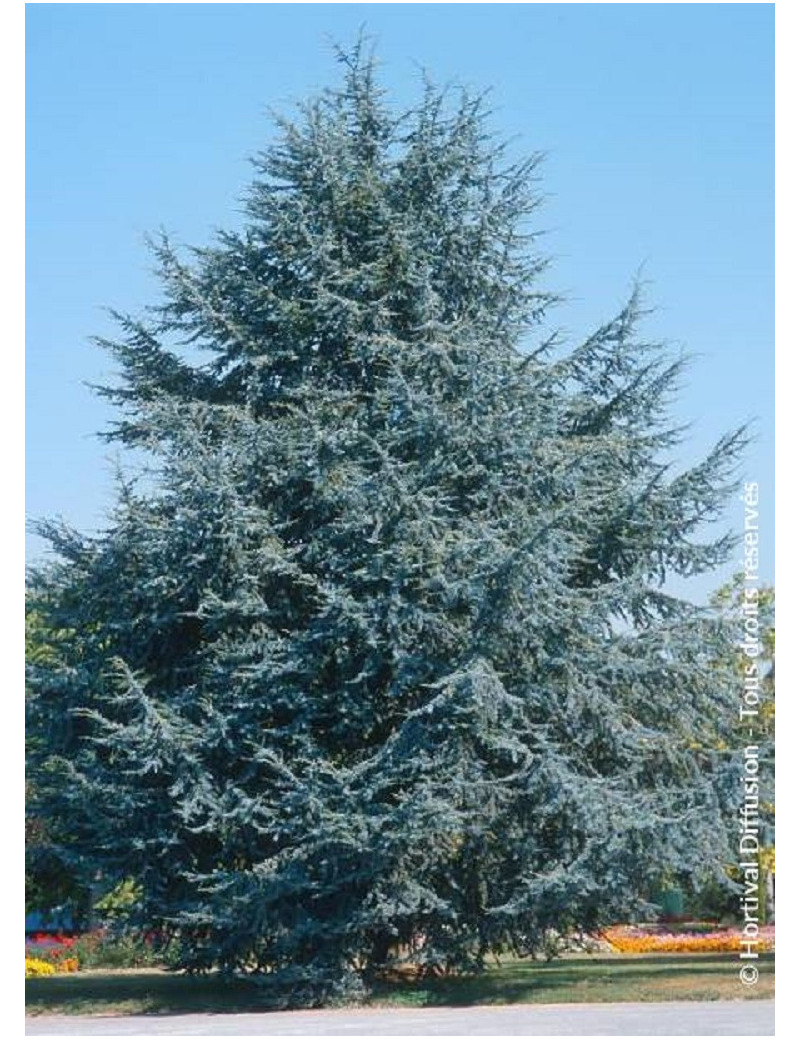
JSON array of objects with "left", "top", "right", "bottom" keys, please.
[{"left": 28, "top": 42, "right": 744, "bottom": 1002}]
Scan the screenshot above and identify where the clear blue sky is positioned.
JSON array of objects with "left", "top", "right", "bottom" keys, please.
[{"left": 26, "top": 3, "right": 774, "bottom": 598}]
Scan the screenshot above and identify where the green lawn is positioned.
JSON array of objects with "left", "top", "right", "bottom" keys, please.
[{"left": 26, "top": 952, "right": 774, "bottom": 1017}]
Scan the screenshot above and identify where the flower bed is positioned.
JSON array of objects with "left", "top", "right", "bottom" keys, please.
[
  {"left": 25, "top": 954, "right": 78, "bottom": 977},
  {"left": 603, "top": 924, "right": 775, "bottom": 954},
  {"left": 25, "top": 934, "right": 81, "bottom": 976},
  {"left": 25, "top": 928, "right": 177, "bottom": 974}
]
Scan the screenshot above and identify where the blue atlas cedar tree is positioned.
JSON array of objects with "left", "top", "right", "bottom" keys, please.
[{"left": 27, "top": 41, "right": 746, "bottom": 1001}]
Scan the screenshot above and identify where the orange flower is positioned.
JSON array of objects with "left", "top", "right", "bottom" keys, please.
[{"left": 602, "top": 925, "right": 775, "bottom": 954}]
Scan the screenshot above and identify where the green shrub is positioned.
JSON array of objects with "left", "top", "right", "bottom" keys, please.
[{"left": 70, "top": 930, "right": 178, "bottom": 970}]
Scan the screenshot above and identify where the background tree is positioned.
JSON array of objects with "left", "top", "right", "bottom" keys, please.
[
  {"left": 27, "top": 41, "right": 746, "bottom": 1002},
  {"left": 25, "top": 602, "right": 90, "bottom": 921}
]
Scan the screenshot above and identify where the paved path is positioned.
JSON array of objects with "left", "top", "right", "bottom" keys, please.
[{"left": 25, "top": 999, "right": 775, "bottom": 1035}]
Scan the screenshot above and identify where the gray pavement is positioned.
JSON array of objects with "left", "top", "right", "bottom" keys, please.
[{"left": 25, "top": 999, "right": 775, "bottom": 1035}]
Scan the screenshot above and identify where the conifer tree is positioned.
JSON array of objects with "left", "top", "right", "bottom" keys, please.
[{"left": 27, "top": 41, "right": 745, "bottom": 1002}]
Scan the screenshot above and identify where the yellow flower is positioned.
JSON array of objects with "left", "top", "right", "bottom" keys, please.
[{"left": 25, "top": 957, "right": 56, "bottom": 977}]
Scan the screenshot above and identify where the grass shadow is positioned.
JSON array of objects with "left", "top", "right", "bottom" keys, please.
[{"left": 26, "top": 953, "right": 776, "bottom": 1017}]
